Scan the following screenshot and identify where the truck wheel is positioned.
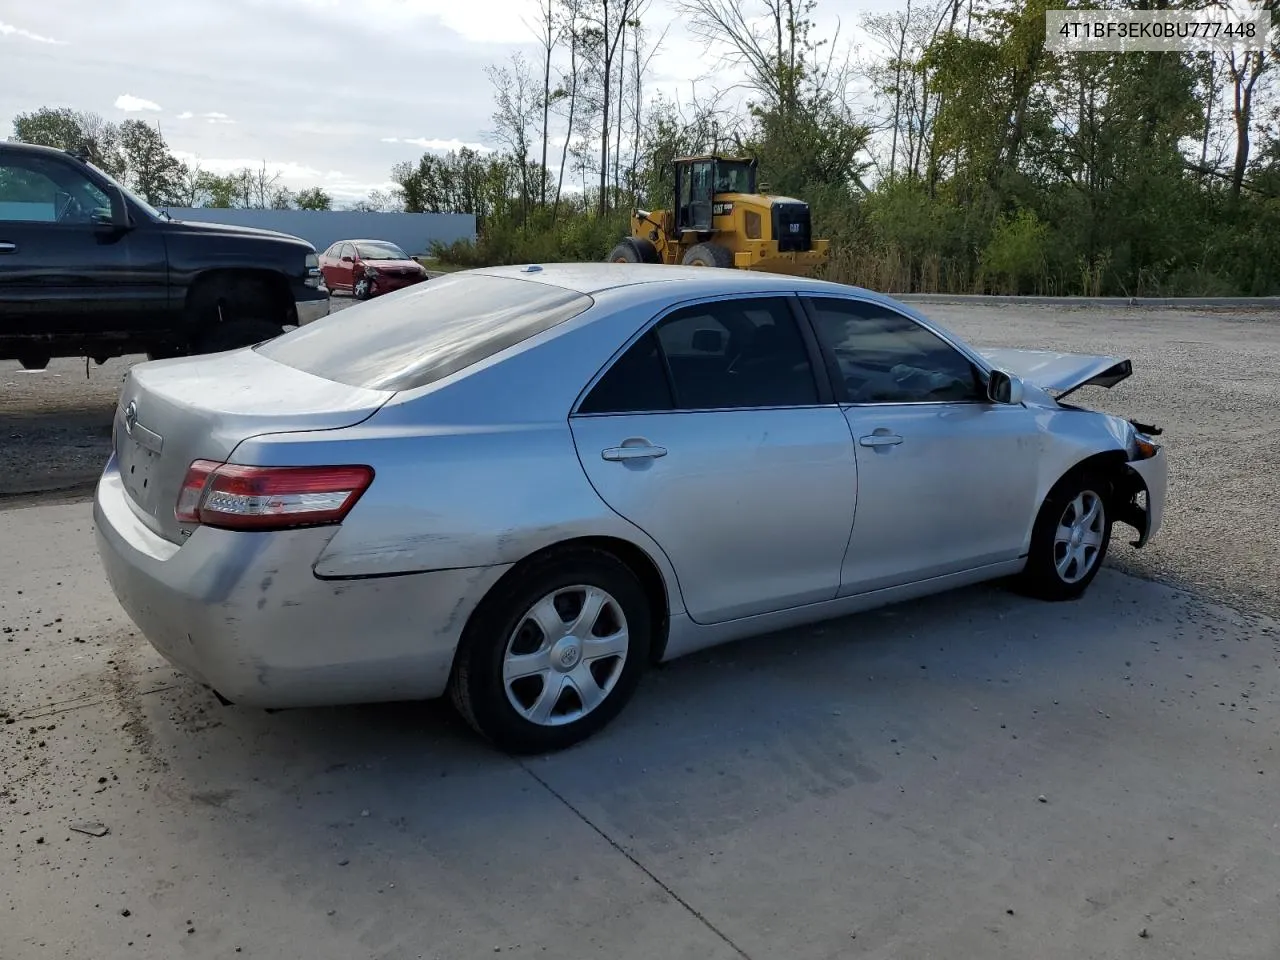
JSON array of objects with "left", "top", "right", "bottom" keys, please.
[
  {"left": 681, "top": 242, "right": 734, "bottom": 268},
  {"left": 606, "top": 238, "right": 660, "bottom": 264},
  {"left": 195, "top": 319, "right": 286, "bottom": 354}
]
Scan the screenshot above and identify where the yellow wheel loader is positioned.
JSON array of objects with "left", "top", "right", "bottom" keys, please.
[{"left": 606, "top": 155, "right": 830, "bottom": 277}]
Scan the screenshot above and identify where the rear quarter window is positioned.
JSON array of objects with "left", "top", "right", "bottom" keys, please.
[{"left": 257, "top": 273, "right": 593, "bottom": 391}]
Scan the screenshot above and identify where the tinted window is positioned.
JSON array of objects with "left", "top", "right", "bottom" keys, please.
[
  {"left": 807, "top": 298, "right": 983, "bottom": 404},
  {"left": 658, "top": 298, "right": 818, "bottom": 409},
  {"left": 579, "top": 332, "right": 673, "bottom": 414},
  {"left": 0, "top": 155, "right": 110, "bottom": 224},
  {"left": 340, "top": 243, "right": 354, "bottom": 260},
  {"left": 258, "top": 273, "right": 593, "bottom": 391}
]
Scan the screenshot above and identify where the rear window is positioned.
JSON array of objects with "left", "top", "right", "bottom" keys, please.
[{"left": 258, "top": 273, "right": 593, "bottom": 391}]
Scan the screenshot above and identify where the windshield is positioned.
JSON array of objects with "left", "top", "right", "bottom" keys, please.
[
  {"left": 714, "top": 161, "right": 756, "bottom": 194},
  {"left": 256, "top": 273, "right": 593, "bottom": 392},
  {"left": 86, "top": 160, "right": 164, "bottom": 220},
  {"left": 357, "top": 242, "right": 410, "bottom": 260}
]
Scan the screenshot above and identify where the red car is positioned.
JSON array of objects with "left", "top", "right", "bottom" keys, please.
[{"left": 318, "top": 239, "right": 429, "bottom": 299}]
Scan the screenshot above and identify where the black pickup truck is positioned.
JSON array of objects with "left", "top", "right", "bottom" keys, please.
[{"left": 0, "top": 141, "right": 330, "bottom": 370}]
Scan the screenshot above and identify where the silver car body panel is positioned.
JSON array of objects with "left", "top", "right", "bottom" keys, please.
[
  {"left": 114, "top": 348, "right": 392, "bottom": 542},
  {"left": 95, "top": 461, "right": 510, "bottom": 705},
  {"left": 571, "top": 406, "right": 857, "bottom": 623},
  {"left": 95, "top": 263, "right": 1169, "bottom": 706}
]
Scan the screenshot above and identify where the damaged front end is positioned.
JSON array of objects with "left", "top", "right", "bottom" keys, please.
[{"left": 1113, "top": 423, "right": 1167, "bottom": 548}]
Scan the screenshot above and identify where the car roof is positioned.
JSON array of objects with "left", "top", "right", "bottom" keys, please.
[
  {"left": 467, "top": 262, "right": 882, "bottom": 299},
  {"left": 0, "top": 141, "right": 83, "bottom": 161}
]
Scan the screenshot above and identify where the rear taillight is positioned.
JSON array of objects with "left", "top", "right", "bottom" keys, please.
[{"left": 174, "top": 461, "right": 373, "bottom": 531}]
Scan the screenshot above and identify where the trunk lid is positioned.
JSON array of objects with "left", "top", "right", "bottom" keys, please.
[
  {"left": 979, "top": 347, "right": 1132, "bottom": 400},
  {"left": 113, "top": 348, "right": 392, "bottom": 543}
]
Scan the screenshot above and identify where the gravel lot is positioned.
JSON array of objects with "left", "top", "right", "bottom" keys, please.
[{"left": 3, "top": 296, "right": 1277, "bottom": 616}]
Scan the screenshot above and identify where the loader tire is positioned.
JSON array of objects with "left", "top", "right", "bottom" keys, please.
[
  {"left": 606, "top": 238, "right": 660, "bottom": 264},
  {"left": 681, "top": 242, "right": 734, "bottom": 269}
]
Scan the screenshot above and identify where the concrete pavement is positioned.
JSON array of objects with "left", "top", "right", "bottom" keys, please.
[{"left": 3, "top": 501, "right": 1279, "bottom": 959}]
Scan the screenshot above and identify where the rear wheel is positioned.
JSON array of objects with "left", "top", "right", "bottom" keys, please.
[
  {"left": 450, "top": 548, "right": 652, "bottom": 754},
  {"left": 186, "top": 276, "right": 286, "bottom": 354},
  {"left": 681, "top": 242, "right": 734, "bottom": 268},
  {"left": 1017, "top": 471, "right": 1113, "bottom": 601}
]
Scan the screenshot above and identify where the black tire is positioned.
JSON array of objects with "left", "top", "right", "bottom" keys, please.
[
  {"left": 1017, "top": 470, "right": 1114, "bottom": 601},
  {"left": 450, "top": 547, "right": 652, "bottom": 754},
  {"left": 681, "top": 242, "right": 734, "bottom": 268},
  {"left": 195, "top": 319, "right": 285, "bottom": 354},
  {"left": 606, "top": 238, "right": 660, "bottom": 264},
  {"left": 353, "top": 275, "right": 374, "bottom": 300}
]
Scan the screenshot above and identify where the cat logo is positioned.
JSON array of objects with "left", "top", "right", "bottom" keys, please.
[{"left": 712, "top": 202, "right": 734, "bottom": 216}]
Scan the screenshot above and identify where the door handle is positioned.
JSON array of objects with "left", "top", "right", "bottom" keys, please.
[
  {"left": 0, "top": 242, "right": 16, "bottom": 253},
  {"left": 602, "top": 443, "right": 668, "bottom": 462},
  {"left": 859, "top": 434, "right": 903, "bottom": 447}
]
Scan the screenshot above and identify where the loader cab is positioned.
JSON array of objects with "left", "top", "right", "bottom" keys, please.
[{"left": 674, "top": 156, "right": 758, "bottom": 234}]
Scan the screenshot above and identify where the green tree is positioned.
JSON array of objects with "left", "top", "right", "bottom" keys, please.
[
  {"left": 295, "top": 186, "right": 332, "bottom": 210},
  {"left": 11, "top": 107, "right": 124, "bottom": 177},
  {"left": 117, "top": 119, "right": 185, "bottom": 205}
]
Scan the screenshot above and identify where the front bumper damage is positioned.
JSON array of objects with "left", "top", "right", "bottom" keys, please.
[{"left": 1114, "top": 446, "right": 1167, "bottom": 547}]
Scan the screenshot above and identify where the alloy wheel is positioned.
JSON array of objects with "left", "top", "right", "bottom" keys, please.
[{"left": 1053, "top": 490, "right": 1106, "bottom": 584}]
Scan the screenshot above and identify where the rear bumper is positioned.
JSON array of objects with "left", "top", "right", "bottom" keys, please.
[
  {"left": 294, "top": 289, "right": 330, "bottom": 326},
  {"left": 93, "top": 457, "right": 508, "bottom": 708}
]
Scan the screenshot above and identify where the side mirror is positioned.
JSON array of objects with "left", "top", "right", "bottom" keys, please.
[
  {"left": 987, "top": 369, "right": 1025, "bottom": 405},
  {"left": 94, "top": 187, "right": 132, "bottom": 233}
]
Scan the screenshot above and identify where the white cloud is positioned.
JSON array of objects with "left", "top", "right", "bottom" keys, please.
[
  {"left": 114, "top": 94, "right": 161, "bottom": 112},
  {"left": 399, "top": 136, "right": 493, "bottom": 153},
  {"left": 0, "top": 20, "right": 67, "bottom": 44},
  {"left": 202, "top": 111, "right": 235, "bottom": 124},
  {"left": 176, "top": 111, "right": 194, "bottom": 120}
]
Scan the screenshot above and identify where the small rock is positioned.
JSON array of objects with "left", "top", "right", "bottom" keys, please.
[
  {"left": 1006, "top": 908, "right": 1015, "bottom": 915},
  {"left": 337, "top": 858, "right": 350, "bottom": 866},
  {"left": 360, "top": 809, "right": 370, "bottom": 817},
  {"left": 120, "top": 908, "right": 131, "bottom": 917},
  {"left": 70, "top": 821, "right": 110, "bottom": 837},
  {"left": 1037, "top": 795, "right": 1048, "bottom": 803},
  {"left": 1139, "top": 928, "right": 1150, "bottom": 939}
]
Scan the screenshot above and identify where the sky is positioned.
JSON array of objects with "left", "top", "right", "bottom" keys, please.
[{"left": 0, "top": 0, "right": 900, "bottom": 205}]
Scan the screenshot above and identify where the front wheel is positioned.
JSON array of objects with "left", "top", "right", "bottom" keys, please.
[
  {"left": 449, "top": 548, "right": 652, "bottom": 754},
  {"left": 1017, "top": 472, "right": 1113, "bottom": 601},
  {"left": 353, "top": 276, "right": 373, "bottom": 300}
]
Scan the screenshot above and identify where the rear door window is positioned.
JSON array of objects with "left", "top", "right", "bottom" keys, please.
[
  {"left": 258, "top": 273, "right": 593, "bottom": 391},
  {"left": 577, "top": 296, "right": 820, "bottom": 413}
]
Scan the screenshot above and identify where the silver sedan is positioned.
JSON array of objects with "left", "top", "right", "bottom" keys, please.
[{"left": 94, "top": 264, "right": 1167, "bottom": 753}]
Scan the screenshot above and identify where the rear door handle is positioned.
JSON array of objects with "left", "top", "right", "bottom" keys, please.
[
  {"left": 859, "top": 434, "right": 903, "bottom": 447},
  {"left": 0, "top": 242, "right": 16, "bottom": 253},
  {"left": 602, "top": 443, "right": 668, "bottom": 462}
]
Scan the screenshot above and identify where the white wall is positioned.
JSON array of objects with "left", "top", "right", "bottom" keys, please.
[{"left": 163, "top": 208, "right": 476, "bottom": 256}]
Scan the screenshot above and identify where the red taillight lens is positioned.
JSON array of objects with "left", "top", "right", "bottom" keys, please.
[
  {"left": 174, "top": 459, "right": 220, "bottom": 523},
  {"left": 175, "top": 462, "right": 373, "bottom": 531}
]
